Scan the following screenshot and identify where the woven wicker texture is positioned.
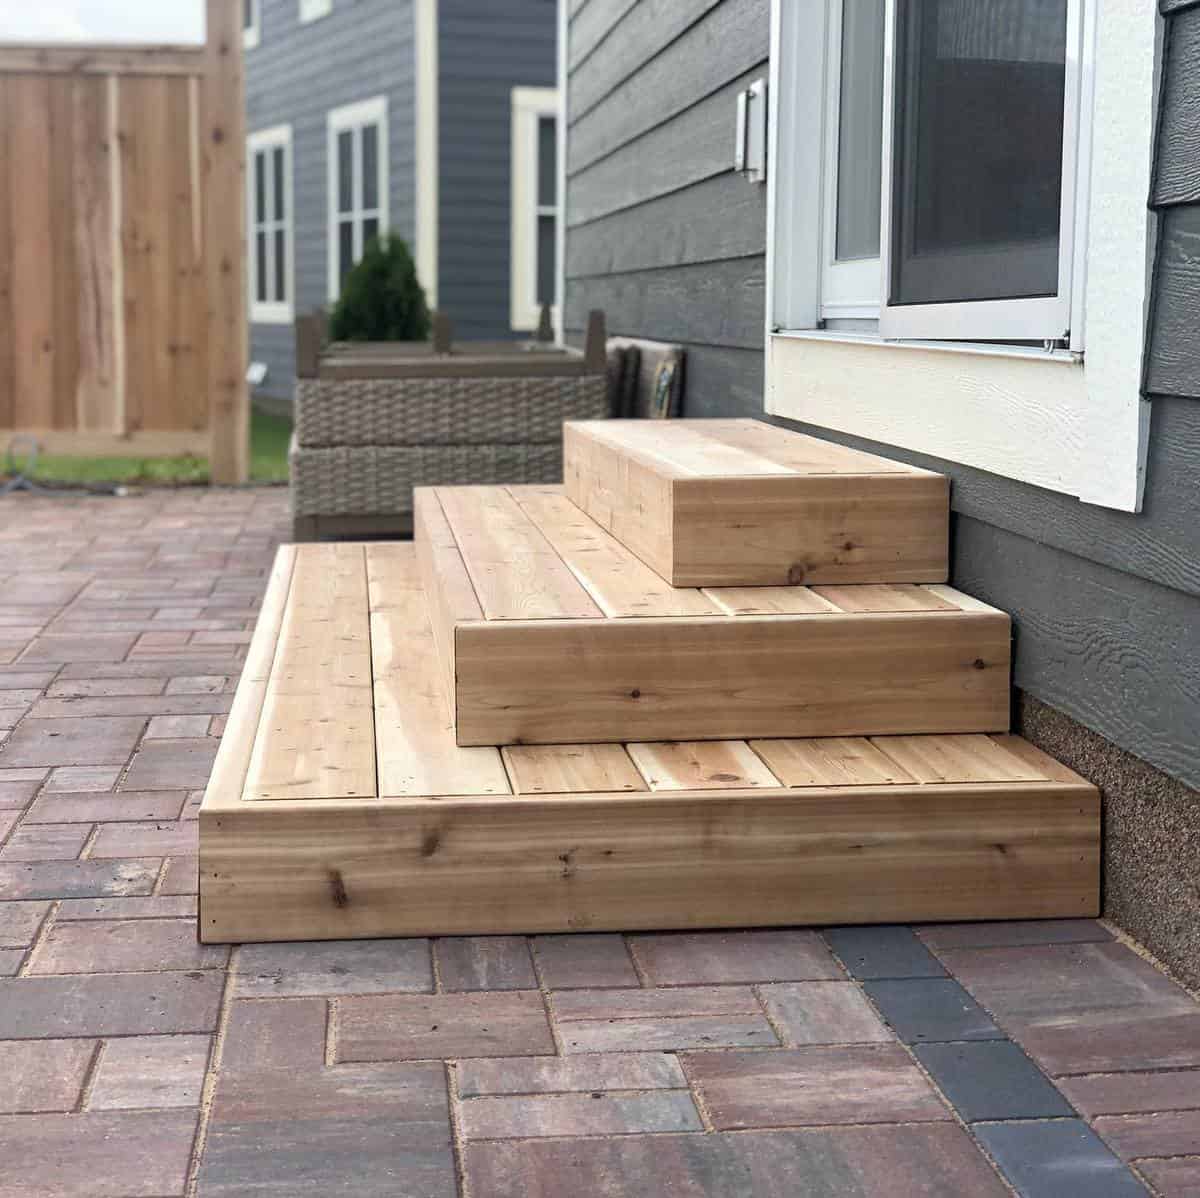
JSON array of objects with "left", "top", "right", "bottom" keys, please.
[
  {"left": 295, "top": 375, "right": 608, "bottom": 448},
  {"left": 289, "top": 442, "right": 564, "bottom": 517}
]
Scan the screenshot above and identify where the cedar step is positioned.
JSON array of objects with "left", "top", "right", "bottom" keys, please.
[
  {"left": 415, "top": 485, "right": 1008, "bottom": 747},
  {"left": 198, "top": 541, "right": 1100, "bottom": 944},
  {"left": 564, "top": 418, "right": 949, "bottom": 587}
]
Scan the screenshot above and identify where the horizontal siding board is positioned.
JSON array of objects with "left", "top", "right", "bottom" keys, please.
[
  {"left": 437, "top": 0, "right": 557, "bottom": 339},
  {"left": 567, "top": 173, "right": 766, "bottom": 278},
  {"left": 569, "top": 0, "right": 639, "bottom": 71},
  {"left": 1160, "top": 0, "right": 1200, "bottom": 14},
  {"left": 567, "top": 64, "right": 767, "bottom": 226},
  {"left": 769, "top": 393, "right": 1200, "bottom": 601},
  {"left": 565, "top": 256, "right": 765, "bottom": 349},
  {"left": 953, "top": 517, "right": 1200, "bottom": 791},
  {"left": 567, "top": 0, "right": 769, "bottom": 174},
  {"left": 672, "top": 344, "right": 764, "bottom": 417},
  {"left": 569, "top": 0, "right": 723, "bottom": 122},
  {"left": 1146, "top": 205, "right": 1200, "bottom": 398},
  {"left": 248, "top": 324, "right": 296, "bottom": 402},
  {"left": 1153, "top": 6, "right": 1200, "bottom": 207}
]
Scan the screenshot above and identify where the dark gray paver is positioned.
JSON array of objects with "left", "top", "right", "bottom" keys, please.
[
  {"left": 435, "top": 936, "right": 537, "bottom": 991},
  {"left": 234, "top": 937, "right": 433, "bottom": 997},
  {"left": 915, "top": 1040, "right": 1075, "bottom": 1122},
  {"left": 918, "top": 919, "right": 1113, "bottom": 950},
  {"left": 465, "top": 1125, "right": 1011, "bottom": 1197},
  {"left": 973, "top": 1119, "right": 1150, "bottom": 1197},
  {"left": 530, "top": 933, "right": 640, "bottom": 988},
  {"left": 0, "top": 859, "right": 159, "bottom": 901},
  {"left": 824, "top": 925, "right": 947, "bottom": 978},
  {"left": 864, "top": 978, "right": 1004, "bottom": 1043},
  {"left": 0, "top": 715, "right": 144, "bottom": 766}
]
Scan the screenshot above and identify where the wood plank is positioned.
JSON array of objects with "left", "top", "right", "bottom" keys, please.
[
  {"left": 508, "top": 485, "right": 719, "bottom": 618},
  {"left": 367, "top": 544, "right": 509, "bottom": 798},
  {"left": 244, "top": 544, "right": 376, "bottom": 801},
  {"left": 812, "top": 585, "right": 959, "bottom": 613},
  {"left": 9, "top": 75, "right": 55, "bottom": 430},
  {"left": 453, "top": 611, "right": 1011, "bottom": 747},
  {"left": 0, "top": 78, "right": 13, "bottom": 431},
  {"left": 200, "top": 545, "right": 296, "bottom": 814},
  {"left": 990, "top": 734, "right": 1086, "bottom": 785},
  {"left": 436, "top": 486, "right": 602, "bottom": 620},
  {"left": 72, "top": 74, "right": 117, "bottom": 432},
  {"left": 751, "top": 737, "right": 916, "bottom": 787},
  {"left": 502, "top": 744, "right": 646, "bottom": 795},
  {"left": 702, "top": 586, "right": 837, "bottom": 616},
  {"left": 627, "top": 741, "right": 779, "bottom": 790},
  {"left": 202, "top": 0, "right": 249, "bottom": 483},
  {"left": 414, "top": 487, "right": 483, "bottom": 712},
  {"left": 872, "top": 735, "right": 1049, "bottom": 784},
  {"left": 8, "top": 429, "right": 209, "bottom": 456},
  {"left": 200, "top": 779, "right": 1100, "bottom": 942},
  {"left": 48, "top": 78, "right": 79, "bottom": 430},
  {"left": 0, "top": 45, "right": 205, "bottom": 76},
  {"left": 564, "top": 420, "right": 950, "bottom": 587}
]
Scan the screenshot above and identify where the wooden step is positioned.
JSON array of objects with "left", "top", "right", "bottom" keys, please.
[
  {"left": 564, "top": 418, "right": 949, "bottom": 587},
  {"left": 415, "top": 485, "right": 1008, "bottom": 747},
  {"left": 198, "top": 540, "right": 1099, "bottom": 943}
]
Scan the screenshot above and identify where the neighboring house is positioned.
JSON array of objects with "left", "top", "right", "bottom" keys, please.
[
  {"left": 562, "top": 0, "right": 1199, "bottom": 982},
  {"left": 243, "top": 0, "right": 559, "bottom": 401}
]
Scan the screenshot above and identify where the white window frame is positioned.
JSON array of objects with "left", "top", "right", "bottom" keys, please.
[
  {"left": 247, "top": 124, "right": 294, "bottom": 325},
  {"left": 299, "top": 0, "right": 333, "bottom": 24},
  {"left": 326, "top": 96, "right": 390, "bottom": 303},
  {"left": 510, "top": 86, "right": 560, "bottom": 333},
  {"left": 243, "top": 0, "right": 261, "bottom": 50},
  {"left": 766, "top": 0, "right": 1159, "bottom": 512}
]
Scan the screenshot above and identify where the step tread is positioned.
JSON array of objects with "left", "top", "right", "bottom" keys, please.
[{"left": 564, "top": 419, "right": 950, "bottom": 587}]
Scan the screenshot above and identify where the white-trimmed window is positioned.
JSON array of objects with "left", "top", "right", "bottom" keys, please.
[
  {"left": 510, "top": 87, "right": 560, "bottom": 332},
  {"left": 327, "top": 96, "right": 389, "bottom": 302},
  {"left": 247, "top": 125, "right": 293, "bottom": 324},
  {"left": 243, "top": 0, "right": 260, "bottom": 49},
  {"left": 299, "top": 0, "right": 333, "bottom": 24},
  {"left": 767, "top": 0, "right": 1159, "bottom": 511}
]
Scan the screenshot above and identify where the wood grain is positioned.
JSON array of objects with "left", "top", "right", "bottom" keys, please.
[
  {"left": 627, "top": 741, "right": 779, "bottom": 790},
  {"left": 453, "top": 611, "right": 1011, "bottom": 747},
  {"left": 244, "top": 544, "right": 376, "bottom": 802},
  {"left": 871, "top": 735, "right": 1048, "bottom": 784},
  {"left": 368, "top": 544, "right": 509, "bottom": 798},
  {"left": 503, "top": 744, "right": 646, "bottom": 795},
  {"left": 751, "top": 737, "right": 916, "bottom": 787},
  {"left": 200, "top": 779, "right": 1100, "bottom": 942}
]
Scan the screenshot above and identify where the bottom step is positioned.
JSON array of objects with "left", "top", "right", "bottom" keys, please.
[{"left": 198, "top": 544, "right": 1100, "bottom": 943}]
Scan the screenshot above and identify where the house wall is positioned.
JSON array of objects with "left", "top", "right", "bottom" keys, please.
[
  {"left": 563, "top": 0, "right": 1200, "bottom": 979},
  {"left": 437, "top": 0, "right": 558, "bottom": 340},
  {"left": 562, "top": 0, "right": 769, "bottom": 416},
  {"left": 245, "top": 0, "right": 416, "bottom": 401}
]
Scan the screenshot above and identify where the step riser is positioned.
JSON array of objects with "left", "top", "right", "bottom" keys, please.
[
  {"left": 453, "top": 614, "right": 1012, "bottom": 746},
  {"left": 200, "top": 785, "right": 1100, "bottom": 943},
  {"left": 565, "top": 420, "right": 950, "bottom": 587}
]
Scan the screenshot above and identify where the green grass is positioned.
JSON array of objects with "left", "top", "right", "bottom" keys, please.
[{"left": 7, "top": 405, "right": 292, "bottom": 487}]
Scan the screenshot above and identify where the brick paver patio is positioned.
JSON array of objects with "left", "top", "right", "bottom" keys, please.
[{"left": 0, "top": 487, "right": 1197, "bottom": 1197}]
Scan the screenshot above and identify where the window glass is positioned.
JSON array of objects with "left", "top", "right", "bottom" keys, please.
[
  {"left": 339, "top": 221, "right": 355, "bottom": 288},
  {"left": 538, "top": 116, "right": 557, "bottom": 209},
  {"left": 337, "top": 130, "right": 354, "bottom": 214},
  {"left": 835, "top": 0, "right": 884, "bottom": 261},
  {"left": 272, "top": 148, "right": 285, "bottom": 222},
  {"left": 361, "top": 125, "right": 379, "bottom": 211},
  {"left": 256, "top": 232, "right": 267, "bottom": 303},
  {"left": 254, "top": 151, "right": 266, "bottom": 224},
  {"left": 537, "top": 214, "right": 556, "bottom": 307},
  {"left": 889, "top": 0, "right": 1067, "bottom": 305},
  {"left": 274, "top": 229, "right": 286, "bottom": 301}
]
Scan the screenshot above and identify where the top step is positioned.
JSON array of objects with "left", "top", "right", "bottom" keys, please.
[{"left": 564, "top": 419, "right": 949, "bottom": 588}]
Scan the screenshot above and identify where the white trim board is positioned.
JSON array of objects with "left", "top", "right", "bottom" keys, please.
[
  {"left": 510, "top": 86, "right": 560, "bottom": 333},
  {"left": 243, "top": 0, "right": 261, "bottom": 50},
  {"left": 765, "top": 0, "right": 1158, "bottom": 512},
  {"left": 555, "top": 0, "right": 568, "bottom": 344},
  {"left": 247, "top": 124, "right": 294, "bottom": 326},
  {"left": 299, "top": 0, "right": 332, "bottom": 25},
  {"left": 326, "top": 96, "right": 390, "bottom": 305},
  {"left": 414, "top": 0, "right": 439, "bottom": 310}
]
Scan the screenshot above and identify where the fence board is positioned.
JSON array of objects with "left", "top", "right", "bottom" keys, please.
[{"left": 0, "top": 5, "right": 246, "bottom": 479}]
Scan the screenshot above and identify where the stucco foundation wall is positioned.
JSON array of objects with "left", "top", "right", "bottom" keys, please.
[{"left": 1017, "top": 692, "right": 1200, "bottom": 989}]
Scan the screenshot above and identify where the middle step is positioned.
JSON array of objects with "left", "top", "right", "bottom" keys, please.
[{"left": 416, "top": 485, "right": 1011, "bottom": 747}]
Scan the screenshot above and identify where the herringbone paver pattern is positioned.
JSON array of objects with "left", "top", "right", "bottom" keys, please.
[{"left": 0, "top": 488, "right": 1197, "bottom": 1197}]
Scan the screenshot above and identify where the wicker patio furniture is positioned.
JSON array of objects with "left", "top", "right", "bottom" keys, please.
[{"left": 289, "top": 310, "right": 610, "bottom": 540}]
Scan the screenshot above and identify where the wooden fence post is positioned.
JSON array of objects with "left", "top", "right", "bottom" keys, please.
[{"left": 202, "top": 0, "right": 248, "bottom": 484}]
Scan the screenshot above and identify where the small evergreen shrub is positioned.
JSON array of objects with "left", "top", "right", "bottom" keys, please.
[{"left": 328, "top": 233, "right": 431, "bottom": 342}]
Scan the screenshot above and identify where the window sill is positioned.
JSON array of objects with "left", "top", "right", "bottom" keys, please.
[
  {"left": 772, "top": 327, "right": 1082, "bottom": 367},
  {"left": 251, "top": 305, "right": 294, "bottom": 327}
]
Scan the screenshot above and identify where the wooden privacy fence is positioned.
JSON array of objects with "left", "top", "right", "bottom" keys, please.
[{"left": 0, "top": 0, "right": 248, "bottom": 483}]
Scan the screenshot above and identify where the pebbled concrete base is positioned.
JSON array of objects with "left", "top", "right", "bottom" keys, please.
[{"left": 1017, "top": 692, "right": 1200, "bottom": 990}]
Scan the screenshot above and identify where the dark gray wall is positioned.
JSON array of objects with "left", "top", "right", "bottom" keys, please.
[
  {"left": 437, "top": 0, "right": 558, "bottom": 340},
  {"left": 563, "top": 0, "right": 768, "bottom": 416},
  {"left": 564, "top": 1, "right": 1200, "bottom": 793},
  {"left": 245, "top": 0, "right": 416, "bottom": 401}
]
